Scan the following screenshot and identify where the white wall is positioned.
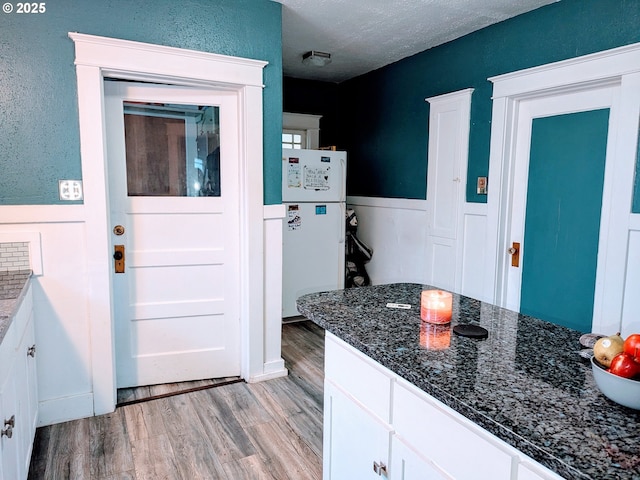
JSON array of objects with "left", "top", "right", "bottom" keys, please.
[
  {"left": 347, "top": 196, "right": 488, "bottom": 301},
  {"left": 0, "top": 204, "right": 285, "bottom": 426},
  {"left": 347, "top": 197, "right": 429, "bottom": 286},
  {"left": 621, "top": 214, "right": 640, "bottom": 336}
]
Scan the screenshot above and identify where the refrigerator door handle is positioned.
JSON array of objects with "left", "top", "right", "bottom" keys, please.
[{"left": 340, "top": 158, "right": 346, "bottom": 202}]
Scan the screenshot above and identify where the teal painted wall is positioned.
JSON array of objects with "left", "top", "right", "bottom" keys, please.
[
  {"left": 520, "top": 110, "right": 610, "bottom": 332},
  {"left": 339, "top": 0, "right": 640, "bottom": 204},
  {"left": 0, "top": 0, "right": 283, "bottom": 205}
]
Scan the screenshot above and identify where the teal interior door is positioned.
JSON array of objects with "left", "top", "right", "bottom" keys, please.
[{"left": 520, "top": 109, "right": 610, "bottom": 332}]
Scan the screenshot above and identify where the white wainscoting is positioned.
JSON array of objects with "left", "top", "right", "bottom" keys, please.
[
  {"left": 347, "top": 196, "right": 429, "bottom": 286},
  {"left": 0, "top": 204, "right": 285, "bottom": 426},
  {"left": 458, "top": 203, "right": 489, "bottom": 302},
  {"left": 621, "top": 214, "right": 640, "bottom": 336},
  {"left": 347, "top": 196, "right": 487, "bottom": 299},
  {"left": 346, "top": 197, "right": 640, "bottom": 334}
]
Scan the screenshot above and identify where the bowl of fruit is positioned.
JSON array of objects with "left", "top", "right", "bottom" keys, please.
[{"left": 591, "top": 333, "right": 640, "bottom": 410}]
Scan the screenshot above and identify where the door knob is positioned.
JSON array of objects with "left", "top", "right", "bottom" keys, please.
[
  {"left": 113, "top": 251, "right": 123, "bottom": 261},
  {"left": 508, "top": 247, "right": 517, "bottom": 255}
]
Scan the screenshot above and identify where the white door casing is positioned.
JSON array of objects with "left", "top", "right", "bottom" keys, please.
[
  {"left": 104, "top": 81, "right": 240, "bottom": 387},
  {"left": 70, "top": 33, "right": 269, "bottom": 415},
  {"left": 485, "top": 43, "right": 640, "bottom": 334},
  {"left": 503, "top": 85, "right": 617, "bottom": 313}
]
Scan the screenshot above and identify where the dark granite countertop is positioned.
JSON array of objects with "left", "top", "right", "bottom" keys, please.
[
  {"left": 297, "top": 283, "right": 640, "bottom": 480},
  {"left": 0, "top": 270, "right": 32, "bottom": 344}
]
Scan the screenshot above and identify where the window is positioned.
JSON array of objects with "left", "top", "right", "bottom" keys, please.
[
  {"left": 283, "top": 113, "right": 322, "bottom": 149},
  {"left": 283, "top": 130, "right": 305, "bottom": 149}
]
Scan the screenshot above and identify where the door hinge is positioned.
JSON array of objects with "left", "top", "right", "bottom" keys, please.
[{"left": 373, "top": 461, "right": 388, "bottom": 477}]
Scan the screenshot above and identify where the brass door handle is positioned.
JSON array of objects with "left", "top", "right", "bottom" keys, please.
[
  {"left": 114, "top": 245, "right": 125, "bottom": 273},
  {"left": 508, "top": 242, "right": 520, "bottom": 267}
]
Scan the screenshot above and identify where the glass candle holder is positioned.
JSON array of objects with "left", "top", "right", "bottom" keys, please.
[{"left": 420, "top": 290, "right": 453, "bottom": 324}]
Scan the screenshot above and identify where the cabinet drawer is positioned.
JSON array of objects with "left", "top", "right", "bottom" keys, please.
[
  {"left": 325, "top": 333, "right": 392, "bottom": 422},
  {"left": 392, "top": 380, "right": 514, "bottom": 479}
]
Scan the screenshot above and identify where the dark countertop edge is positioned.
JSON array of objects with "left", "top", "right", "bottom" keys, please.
[
  {"left": 299, "top": 306, "right": 590, "bottom": 480},
  {"left": 0, "top": 270, "right": 33, "bottom": 346}
]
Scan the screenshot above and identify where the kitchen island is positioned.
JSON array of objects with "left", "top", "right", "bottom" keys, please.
[
  {"left": 0, "top": 269, "right": 37, "bottom": 480},
  {"left": 297, "top": 283, "right": 640, "bottom": 480}
]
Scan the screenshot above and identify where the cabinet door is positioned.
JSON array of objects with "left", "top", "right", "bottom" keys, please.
[
  {"left": 0, "top": 370, "right": 19, "bottom": 480},
  {"left": 389, "top": 436, "right": 451, "bottom": 480},
  {"left": 324, "top": 382, "right": 391, "bottom": 480},
  {"left": 17, "top": 315, "right": 37, "bottom": 476}
]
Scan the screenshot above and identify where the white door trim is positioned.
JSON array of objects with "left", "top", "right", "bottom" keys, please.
[
  {"left": 485, "top": 42, "right": 640, "bottom": 334},
  {"left": 69, "top": 32, "right": 267, "bottom": 415}
]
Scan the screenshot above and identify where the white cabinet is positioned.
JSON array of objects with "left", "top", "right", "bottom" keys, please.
[
  {"left": 323, "top": 333, "right": 563, "bottom": 480},
  {"left": 0, "top": 284, "right": 37, "bottom": 480},
  {"left": 323, "top": 333, "right": 393, "bottom": 480},
  {"left": 324, "top": 383, "right": 392, "bottom": 479},
  {"left": 390, "top": 435, "right": 450, "bottom": 480}
]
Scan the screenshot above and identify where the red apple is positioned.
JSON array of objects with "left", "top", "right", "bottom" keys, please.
[
  {"left": 608, "top": 353, "right": 640, "bottom": 379},
  {"left": 623, "top": 333, "right": 640, "bottom": 360}
]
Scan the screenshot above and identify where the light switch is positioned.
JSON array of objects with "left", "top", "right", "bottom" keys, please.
[
  {"left": 477, "top": 177, "right": 487, "bottom": 195},
  {"left": 58, "top": 180, "right": 83, "bottom": 201}
]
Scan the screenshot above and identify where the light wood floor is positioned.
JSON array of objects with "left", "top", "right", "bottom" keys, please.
[{"left": 27, "top": 321, "right": 325, "bottom": 480}]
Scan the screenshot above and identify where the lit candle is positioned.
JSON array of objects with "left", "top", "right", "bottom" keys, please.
[
  {"left": 419, "top": 322, "right": 451, "bottom": 350},
  {"left": 420, "top": 290, "right": 453, "bottom": 324}
]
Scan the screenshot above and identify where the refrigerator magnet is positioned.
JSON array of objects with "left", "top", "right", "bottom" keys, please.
[
  {"left": 287, "top": 205, "right": 301, "bottom": 230},
  {"left": 287, "top": 161, "right": 301, "bottom": 188}
]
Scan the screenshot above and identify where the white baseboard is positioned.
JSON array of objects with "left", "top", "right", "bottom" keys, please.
[
  {"left": 37, "top": 392, "right": 95, "bottom": 427},
  {"left": 247, "top": 362, "right": 288, "bottom": 383}
]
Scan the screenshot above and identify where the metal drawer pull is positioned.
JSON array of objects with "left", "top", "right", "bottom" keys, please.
[
  {"left": 1, "top": 415, "right": 15, "bottom": 438},
  {"left": 27, "top": 344, "right": 36, "bottom": 357}
]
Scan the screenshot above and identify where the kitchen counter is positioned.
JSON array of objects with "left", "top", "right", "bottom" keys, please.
[
  {"left": 0, "top": 269, "right": 32, "bottom": 344},
  {"left": 297, "top": 283, "right": 640, "bottom": 480}
]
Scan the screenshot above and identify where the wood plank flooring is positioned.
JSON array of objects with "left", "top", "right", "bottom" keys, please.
[{"left": 28, "top": 321, "right": 325, "bottom": 480}]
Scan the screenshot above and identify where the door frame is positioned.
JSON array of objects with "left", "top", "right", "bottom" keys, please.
[
  {"left": 70, "top": 32, "right": 268, "bottom": 415},
  {"left": 484, "top": 42, "right": 640, "bottom": 334}
]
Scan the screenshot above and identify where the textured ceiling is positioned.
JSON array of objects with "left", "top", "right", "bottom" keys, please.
[{"left": 278, "top": 0, "right": 558, "bottom": 83}]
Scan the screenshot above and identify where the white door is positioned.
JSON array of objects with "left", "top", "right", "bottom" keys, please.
[
  {"left": 104, "top": 81, "right": 240, "bottom": 388},
  {"left": 504, "top": 85, "right": 615, "bottom": 330}
]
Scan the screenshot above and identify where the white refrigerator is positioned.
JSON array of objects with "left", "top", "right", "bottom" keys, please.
[{"left": 282, "top": 148, "right": 347, "bottom": 318}]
